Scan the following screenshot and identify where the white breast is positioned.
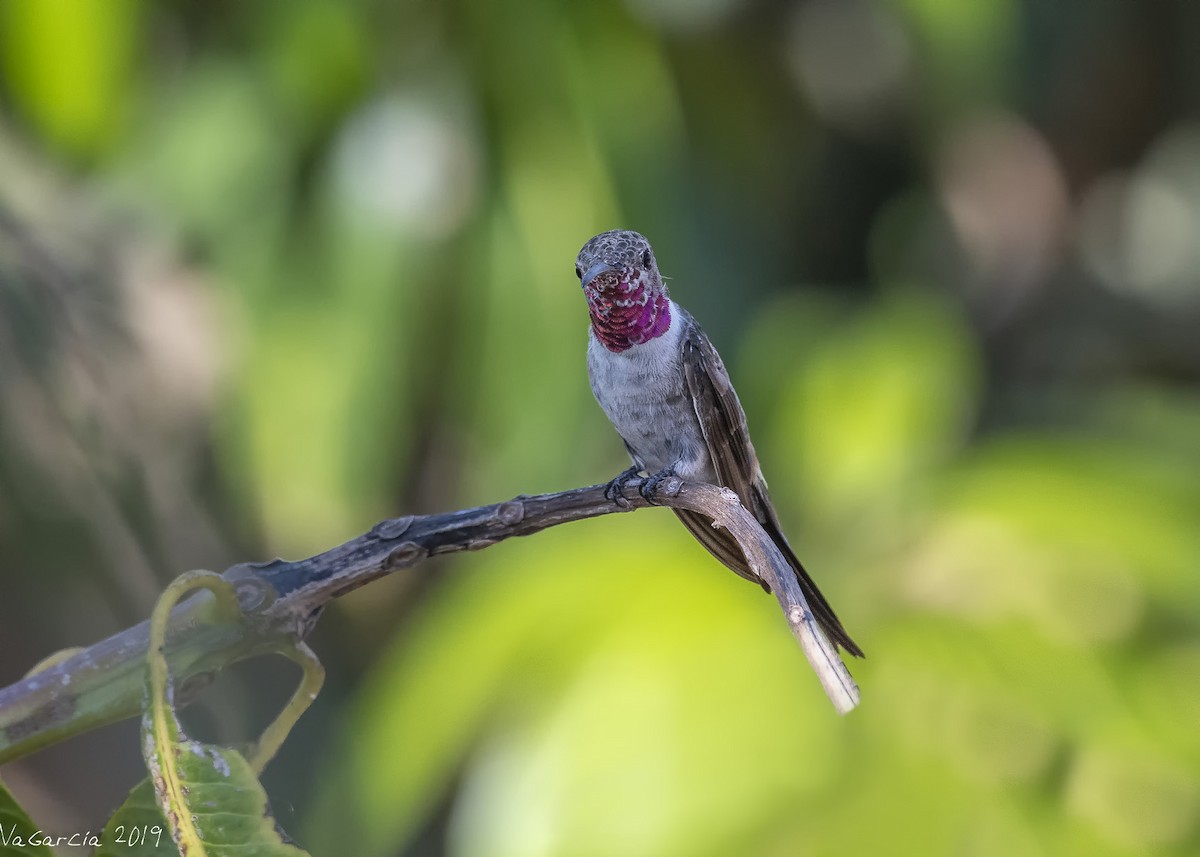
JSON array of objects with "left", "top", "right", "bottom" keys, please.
[{"left": 586, "top": 301, "right": 713, "bottom": 480}]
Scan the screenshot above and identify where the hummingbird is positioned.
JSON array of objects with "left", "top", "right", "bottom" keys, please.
[{"left": 576, "top": 229, "right": 863, "bottom": 657}]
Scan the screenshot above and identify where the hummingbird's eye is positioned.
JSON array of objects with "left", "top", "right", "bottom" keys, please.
[
  {"left": 642, "top": 250, "right": 652, "bottom": 268},
  {"left": 575, "top": 265, "right": 583, "bottom": 279}
]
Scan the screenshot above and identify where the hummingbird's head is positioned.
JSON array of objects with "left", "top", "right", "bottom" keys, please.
[
  {"left": 575, "top": 229, "right": 664, "bottom": 300},
  {"left": 575, "top": 230, "right": 672, "bottom": 352}
]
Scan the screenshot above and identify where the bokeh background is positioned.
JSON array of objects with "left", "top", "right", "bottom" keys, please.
[{"left": 1, "top": 0, "right": 1199, "bottom": 854}]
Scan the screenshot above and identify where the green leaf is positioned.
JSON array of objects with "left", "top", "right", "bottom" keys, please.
[
  {"left": 0, "top": 0, "right": 139, "bottom": 160},
  {"left": 766, "top": 291, "right": 979, "bottom": 525},
  {"left": 0, "top": 778, "right": 54, "bottom": 857},
  {"left": 95, "top": 781, "right": 170, "bottom": 857},
  {"left": 98, "top": 756, "right": 307, "bottom": 857},
  {"left": 125, "top": 570, "right": 311, "bottom": 857}
]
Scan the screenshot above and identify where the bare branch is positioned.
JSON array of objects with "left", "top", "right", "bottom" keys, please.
[{"left": 0, "top": 478, "right": 859, "bottom": 764}]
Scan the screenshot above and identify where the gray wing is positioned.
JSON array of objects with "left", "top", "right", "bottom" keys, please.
[{"left": 676, "top": 309, "right": 863, "bottom": 657}]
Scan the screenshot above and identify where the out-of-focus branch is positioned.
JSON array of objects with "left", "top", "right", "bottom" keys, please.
[{"left": 0, "top": 478, "right": 859, "bottom": 765}]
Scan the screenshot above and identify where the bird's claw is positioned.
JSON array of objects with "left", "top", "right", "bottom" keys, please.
[
  {"left": 639, "top": 467, "right": 677, "bottom": 505},
  {"left": 604, "top": 466, "right": 641, "bottom": 509}
]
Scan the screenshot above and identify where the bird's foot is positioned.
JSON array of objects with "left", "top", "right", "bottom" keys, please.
[
  {"left": 604, "top": 466, "right": 643, "bottom": 509},
  {"left": 639, "top": 466, "right": 678, "bottom": 505}
]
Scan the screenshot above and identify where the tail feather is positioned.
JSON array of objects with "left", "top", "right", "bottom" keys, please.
[
  {"left": 769, "top": 528, "right": 864, "bottom": 658},
  {"left": 672, "top": 508, "right": 864, "bottom": 658}
]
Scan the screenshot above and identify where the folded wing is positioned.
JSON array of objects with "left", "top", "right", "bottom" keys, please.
[{"left": 677, "top": 309, "right": 863, "bottom": 657}]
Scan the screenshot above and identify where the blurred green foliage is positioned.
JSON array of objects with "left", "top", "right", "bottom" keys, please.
[{"left": 0, "top": 0, "right": 1198, "bottom": 855}]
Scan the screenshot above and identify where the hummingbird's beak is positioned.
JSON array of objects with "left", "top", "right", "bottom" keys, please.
[{"left": 582, "top": 263, "right": 620, "bottom": 290}]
